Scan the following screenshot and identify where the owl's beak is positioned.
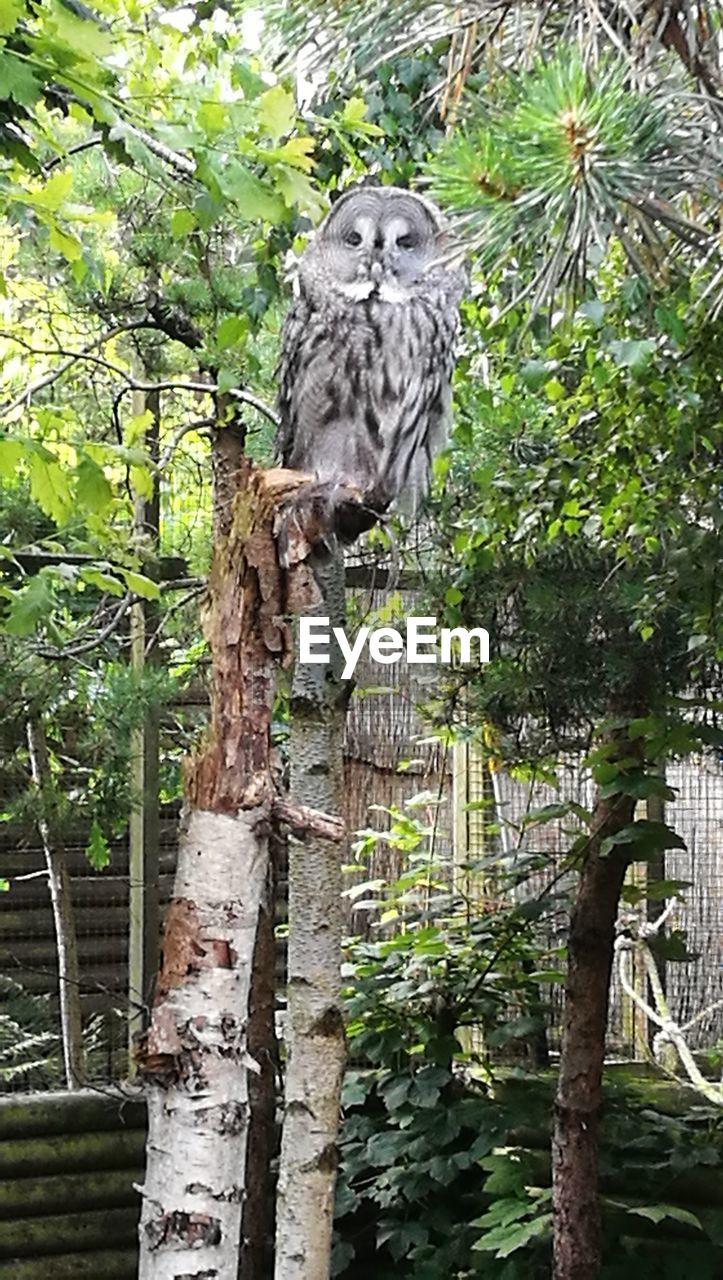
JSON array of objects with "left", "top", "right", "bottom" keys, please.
[{"left": 369, "top": 260, "right": 383, "bottom": 284}]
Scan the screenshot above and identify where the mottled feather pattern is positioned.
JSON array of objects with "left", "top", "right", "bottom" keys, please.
[{"left": 276, "top": 187, "right": 465, "bottom": 522}]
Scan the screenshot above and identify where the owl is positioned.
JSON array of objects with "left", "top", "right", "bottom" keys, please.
[{"left": 276, "top": 186, "right": 465, "bottom": 531}]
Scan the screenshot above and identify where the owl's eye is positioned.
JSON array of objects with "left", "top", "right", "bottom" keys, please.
[
  {"left": 396, "top": 233, "right": 418, "bottom": 250},
  {"left": 344, "top": 230, "right": 363, "bottom": 247}
]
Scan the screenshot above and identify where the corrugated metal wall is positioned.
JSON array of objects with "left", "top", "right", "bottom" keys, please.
[{"left": 0, "top": 1090, "right": 144, "bottom": 1278}]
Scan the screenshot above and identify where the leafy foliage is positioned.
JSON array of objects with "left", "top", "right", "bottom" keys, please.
[
  {"left": 335, "top": 933, "right": 723, "bottom": 1279},
  {"left": 0, "top": 975, "right": 120, "bottom": 1090},
  {"left": 427, "top": 53, "right": 711, "bottom": 306}
]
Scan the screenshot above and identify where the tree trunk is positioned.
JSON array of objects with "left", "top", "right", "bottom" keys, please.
[
  {"left": 238, "top": 828, "right": 279, "bottom": 1280},
  {"left": 136, "top": 454, "right": 290, "bottom": 1279},
  {"left": 25, "top": 716, "right": 85, "bottom": 1088},
  {"left": 135, "top": 445, "right": 352, "bottom": 1278},
  {"left": 128, "top": 379, "right": 161, "bottom": 1069},
  {"left": 274, "top": 550, "right": 348, "bottom": 1280},
  {"left": 552, "top": 786, "right": 636, "bottom": 1279}
]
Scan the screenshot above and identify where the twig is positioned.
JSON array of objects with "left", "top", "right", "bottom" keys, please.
[
  {"left": 227, "top": 388, "right": 280, "bottom": 428},
  {"left": 32, "top": 592, "right": 133, "bottom": 660},
  {"left": 1, "top": 322, "right": 149, "bottom": 415},
  {"left": 271, "top": 797, "right": 345, "bottom": 843},
  {"left": 157, "top": 420, "right": 215, "bottom": 471},
  {"left": 2, "top": 329, "right": 279, "bottom": 427}
]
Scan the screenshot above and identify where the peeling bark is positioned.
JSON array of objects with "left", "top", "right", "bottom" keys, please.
[
  {"left": 137, "top": 461, "right": 293, "bottom": 1280},
  {"left": 137, "top": 457, "right": 363, "bottom": 1279},
  {"left": 274, "top": 550, "right": 349, "bottom": 1280},
  {"left": 138, "top": 809, "right": 268, "bottom": 1280}
]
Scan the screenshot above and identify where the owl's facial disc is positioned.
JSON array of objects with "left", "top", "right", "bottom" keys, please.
[{"left": 310, "top": 189, "right": 442, "bottom": 299}]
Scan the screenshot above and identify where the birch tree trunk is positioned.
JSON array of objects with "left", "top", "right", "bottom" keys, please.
[
  {"left": 275, "top": 549, "right": 348, "bottom": 1280},
  {"left": 26, "top": 715, "right": 85, "bottom": 1089},
  {"left": 136, "top": 450, "right": 351, "bottom": 1279},
  {"left": 137, "top": 454, "right": 289, "bottom": 1280}
]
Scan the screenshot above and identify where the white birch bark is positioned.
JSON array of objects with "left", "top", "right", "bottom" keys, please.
[
  {"left": 138, "top": 807, "right": 268, "bottom": 1280},
  {"left": 274, "top": 551, "right": 348, "bottom": 1280}
]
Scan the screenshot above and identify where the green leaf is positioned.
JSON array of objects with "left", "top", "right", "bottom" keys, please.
[
  {"left": 258, "top": 84, "right": 296, "bottom": 143},
  {"left": 0, "top": 438, "right": 25, "bottom": 477},
  {"left": 130, "top": 466, "right": 155, "bottom": 501},
  {"left": 0, "top": 0, "right": 24, "bottom": 35},
  {"left": 217, "top": 368, "right": 237, "bottom": 394},
  {"left": 598, "top": 772, "right": 676, "bottom": 801},
  {"left": 609, "top": 338, "right": 657, "bottom": 372},
  {"left": 342, "top": 96, "right": 383, "bottom": 135},
  {"left": 4, "top": 575, "right": 55, "bottom": 636},
  {"left": 519, "top": 359, "right": 551, "bottom": 390},
  {"left": 544, "top": 377, "right": 565, "bottom": 403},
  {"left": 86, "top": 820, "right": 110, "bottom": 870},
  {"left": 196, "top": 98, "right": 227, "bottom": 138},
  {"left": 0, "top": 52, "right": 41, "bottom": 106},
  {"left": 27, "top": 170, "right": 73, "bottom": 212},
  {"left": 48, "top": 221, "right": 83, "bottom": 263},
  {"left": 272, "top": 136, "right": 315, "bottom": 172},
  {"left": 216, "top": 315, "right": 247, "bottom": 350},
  {"left": 474, "top": 1212, "right": 552, "bottom": 1257},
  {"left": 577, "top": 299, "right": 605, "bottom": 324},
  {"left": 28, "top": 453, "right": 73, "bottom": 524},
  {"left": 124, "top": 411, "right": 154, "bottom": 445},
  {"left": 600, "top": 819, "right": 685, "bottom": 859},
  {"left": 628, "top": 1204, "right": 702, "bottom": 1230},
  {"left": 275, "top": 166, "right": 326, "bottom": 220},
  {"left": 170, "top": 209, "right": 196, "bottom": 239},
  {"left": 75, "top": 456, "right": 112, "bottom": 514},
  {"left": 122, "top": 569, "right": 160, "bottom": 600},
  {"left": 379, "top": 1075, "right": 411, "bottom": 1112},
  {"left": 521, "top": 802, "right": 580, "bottom": 828},
  {"left": 79, "top": 567, "right": 125, "bottom": 597},
  {"left": 44, "top": 0, "right": 114, "bottom": 60},
  {"left": 219, "top": 162, "right": 285, "bottom": 222}
]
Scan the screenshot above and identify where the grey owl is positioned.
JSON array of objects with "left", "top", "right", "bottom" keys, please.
[{"left": 276, "top": 186, "right": 465, "bottom": 529}]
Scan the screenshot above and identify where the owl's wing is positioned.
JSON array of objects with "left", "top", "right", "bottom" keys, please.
[
  {"left": 275, "top": 293, "right": 310, "bottom": 466},
  {"left": 373, "top": 283, "right": 462, "bottom": 510},
  {"left": 276, "top": 267, "right": 465, "bottom": 511}
]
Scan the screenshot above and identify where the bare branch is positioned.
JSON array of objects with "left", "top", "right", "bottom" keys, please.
[
  {"left": 157, "top": 420, "right": 215, "bottom": 471},
  {"left": 33, "top": 592, "right": 133, "bottom": 660},
  {"left": 121, "top": 123, "right": 197, "bottom": 178},
  {"left": 271, "top": 797, "right": 346, "bottom": 843},
  {"left": 1, "top": 330, "right": 279, "bottom": 428},
  {"left": 228, "top": 388, "right": 280, "bottom": 428},
  {"left": 1, "top": 322, "right": 149, "bottom": 416},
  {"left": 42, "top": 138, "right": 105, "bottom": 174}
]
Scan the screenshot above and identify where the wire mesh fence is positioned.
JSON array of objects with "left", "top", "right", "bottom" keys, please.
[{"left": 4, "top": 574, "right": 723, "bottom": 1092}]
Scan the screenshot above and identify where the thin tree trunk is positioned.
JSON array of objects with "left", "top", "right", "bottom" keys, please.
[
  {"left": 26, "top": 716, "right": 85, "bottom": 1089},
  {"left": 128, "top": 379, "right": 161, "bottom": 1069},
  {"left": 274, "top": 549, "right": 348, "bottom": 1280},
  {"left": 552, "top": 785, "right": 636, "bottom": 1279},
  {"left": 239, "top": 829, "right": 279, "bottom": 1280}
]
